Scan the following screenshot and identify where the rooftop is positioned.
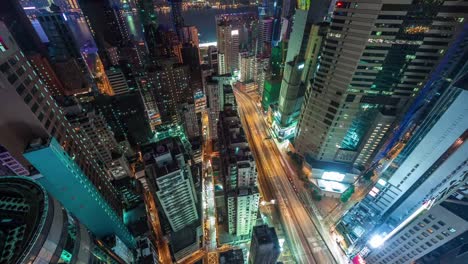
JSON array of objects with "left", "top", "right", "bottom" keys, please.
[{"left": 253, "top": 225, "right": 279, "bottom": 247}]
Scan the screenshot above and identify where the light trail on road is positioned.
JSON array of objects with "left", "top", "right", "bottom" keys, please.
[{"left": 234, "top": 89, "right": 340, "bottom": 264}]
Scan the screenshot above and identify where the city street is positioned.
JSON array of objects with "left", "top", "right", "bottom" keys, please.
[{"left": 234, "top": 89, "right": 347, "bottom": 264}]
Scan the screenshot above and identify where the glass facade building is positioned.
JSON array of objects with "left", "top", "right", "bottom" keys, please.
[{"left": 0, "top": 176, "right": 127, "bottom": 264}]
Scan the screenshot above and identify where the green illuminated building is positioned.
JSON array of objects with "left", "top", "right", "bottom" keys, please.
[{"left": 262, "top": 78, "right": 281, "bottom": 111}]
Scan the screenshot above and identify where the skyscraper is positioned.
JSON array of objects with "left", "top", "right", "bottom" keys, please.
[
  {"left": 79, "top": 0, "right": 130, "bottom": 67},
  {"left": 274, "top": 1, "right": 331, "bottom": 140},
  {"left": 0, "top": 176, "right": 129, "bottom": 264},
  {"left": 0, "top": 21, "right": 134, "bottom": 248},
  {"left": 216, "top": 12, "right": 258, "bottom": 74},
  {"left": 337, "top": 61, "right": 468, "bottom": 255},
  {"left": 249, "top": 225, "right": 281, "bottom": 264},
  {"left": 295, "top": 0, "right": 467, "bottom": 164},
  {"left": 364, "top": 194, "right": 468, "bottom": 264},
  {"left": 142, "top": 139, "right": 199, "bottom": 232},
  {"left": 27, "top": 53, "right": 66, "bottom": 96},
  {"left": 257, "top": 16, "right": 274, "bottom": 55},
  {"left": 145, "top": 58, "right": 192, "bottom": 128}
]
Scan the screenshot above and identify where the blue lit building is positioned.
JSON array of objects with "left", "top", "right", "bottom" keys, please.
[
  {"left": 24, "top": 137, "right": 136, "bottom": 249},
  {"left": 337, "top": 56, "right": 468, "bottom": 257},
  {"left": 0, "top": 176, "right": 127, "bottom": 264}
]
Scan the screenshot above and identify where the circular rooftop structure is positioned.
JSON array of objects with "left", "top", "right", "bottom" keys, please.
[{"left": 0, "top": 176, "right": 48, "bottom": 264}]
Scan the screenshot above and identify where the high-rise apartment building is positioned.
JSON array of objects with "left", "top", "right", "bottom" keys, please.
[
  {"left": 180, "top": 25, "right": 200, "bottom": 47},
  {"left": 94, "top": 92, "right": 151, "bottom": 145},
  {"left": 139, "top": 58, "right": 192, "bottom": 129},
  {"left": 0, "top": 176, "right": 129, "bottom": 264},
  {"left": 296, "top": 0, "right": 467, "bottom": 164},
  {"left": 207, "top": 45, "right": 218, "bottom": 70},
  {"left": 254, "top": 54, "right": 270, "bottom": 95},
  {"left": 337, "top": 66, "right": 468, "bottom": 255},
  {"left": 206, "top": 74, "right": 232, "bottom": 140},
  {"left": 216, "top": 12, "right": 258, "bottom": 74},
  {"left": 227, "top": 187, "right": 260, "bottom": 237},
  {"left": 219, "top": 106, "right": 259, "bottom": 237},
  {"left": 0, "top": 21, "right": 134, "bottom": 248},
  {"left": 364, "top": 195, "right": 468, "bottom": 264},
  {"left": 66, "top": 106, "right": 120, "bottom": 165},
  {"left": 180, "top": 102, "right": 201, "bottom": 139},
  {"left": 106, "top": 67, "right": 131, "bottom": 95},
  {"left": 249, "top": 225, "right": 281, "bottom": 264},
  {"left": 239, "top": 52, "right": 256, "bottom": 83},
  {"left": 142, "top": 139, "right": 199, "bottom": 232},
  {"left": 219, "top": 108, "right": 257, "bottom": 190},
  {"left": 257, "top": 16, "right": 274, "bottom": 55}
]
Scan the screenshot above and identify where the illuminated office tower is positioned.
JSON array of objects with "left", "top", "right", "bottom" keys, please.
[
  {"left": 36, "top": 5, "right": 92, "bottom": 94},
  {"left": 37, "top": 6, "right": 81, "bottom": 62},
  {"left": 0, "top": 176, "right": 128, "bottom": 264},
  {"left": 275, "top": 0, "right": 332, "bottom": 141},
  {"left": 0, "top": 22, "right": 135, "bottom": 248},
  {"left": 364, "top": 189, "right": 468, "bottom": 264},
  {"left": 216, "top": 12, "right": 258, "bottom": 74},
  {"left": 142, "top": 140, "right": 199, "bottom": 232},
  {"left": 337, "top": 67, "right": 468, "bottom": 256},
  {"left": 27, "top": 53, "right": 66, "bottom": 97},
  {"left": 275, "top": 6, "right": 309, "bottom": 138},
  {"left": 295, "top": 0, "right": 467, "bottom": 164},
  {"left": 249, "top": 225, "right": 281, "bottom": 264},
  {"left": 79, "top": 0, "right": 129, "bottom": 67}
]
